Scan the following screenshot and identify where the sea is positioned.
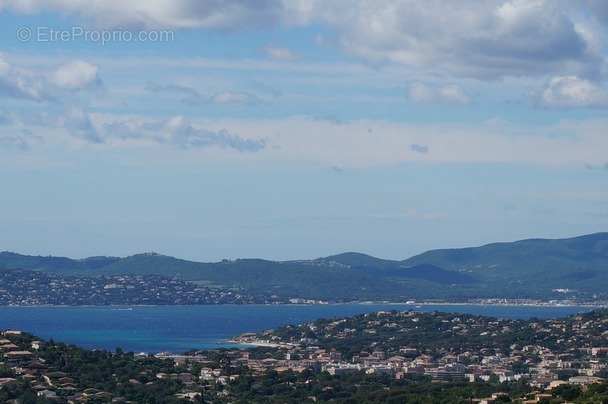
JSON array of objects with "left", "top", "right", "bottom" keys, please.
[{"left": 0, "top": 304, "right": 596, "bottom": 354}]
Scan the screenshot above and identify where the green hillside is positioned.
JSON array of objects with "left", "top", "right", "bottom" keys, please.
[
  {"left": 0, "top": 252, "right": 120, "bottom": 273},
  {"left": 2, "top": 232, "right": 608, "bottom": 302},
  {"left": 99, "top": 256, "right": 423, "bottom": 301},
  {"left": 403, "top": 232, "right": 608, "bottom": 270},
  {"left": 401, "top": 232, "right": 608, "bottom": 297}
]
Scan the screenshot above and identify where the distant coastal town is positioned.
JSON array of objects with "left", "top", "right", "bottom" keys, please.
[{"left": 2, "top": 268, "right": 608, "bottom": 307}]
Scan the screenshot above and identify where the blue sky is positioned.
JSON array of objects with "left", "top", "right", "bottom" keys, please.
[{"left": 0, "top": 0, "right": 607, "bottom": 262}]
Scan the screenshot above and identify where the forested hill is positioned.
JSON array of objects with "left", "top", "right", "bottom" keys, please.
[{"left": 1, "top": 232, "right": 608, "bottom": 302}]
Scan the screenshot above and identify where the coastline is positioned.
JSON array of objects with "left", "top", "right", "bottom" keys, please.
[
  {"left": 0, "top": 304, "right": 598, "bottom": 354},
  {"left": 223, "top": 340, "right": 283, "bottom": 348},
  {"left": 0, "top": 300, "right": 604, "bottom": 308}
]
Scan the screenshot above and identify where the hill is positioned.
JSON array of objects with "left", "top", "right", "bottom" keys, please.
[
  {"left": 401, "top": 232, "right": 608, "bottom": 298},
  {"left": 1, "top": 232, "right": 607, "bottom": 302},
  {"left": 0, "top": 251, "right": 120, "bottom": 273}
]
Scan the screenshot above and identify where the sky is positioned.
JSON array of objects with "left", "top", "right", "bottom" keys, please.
[{"left": 0, "top": 0, "right": 607, "bottom": 262}]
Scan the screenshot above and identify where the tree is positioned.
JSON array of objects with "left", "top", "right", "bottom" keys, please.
[{"left": 552, "top": 384, "right": 581, "bottom": 401}]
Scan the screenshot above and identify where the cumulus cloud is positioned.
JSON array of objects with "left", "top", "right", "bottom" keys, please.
[
  {"left": 0, "top": 0, "right": 284, "bottom": 30},
  {"left": 0, "top": 57, "right": 104, "bottom": 144},
  {"left": 1, "top": 1, "right": 604, "bottom": 79},
  {"left": 526, "top": 76, "right": 608, "bottom": 108},
  {"left": 103, "top": 115, "right": 267, "bottom": 151},
  {"left": 0, "top": 56, "right": 101, "bottom": 103},
  {"left": 286, "top": 0, "right": 604, "bottom": 79},
  {"left": 51, "top": 60, "right": 100, "bottom": 90},
  {"left": 145, "top": 81, "right": 263, "bottom": 106},
  {"left": 407, "top": 81, "right": 472, "bottom": 105}
]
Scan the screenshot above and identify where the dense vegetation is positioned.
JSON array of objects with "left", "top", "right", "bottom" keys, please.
[
  {"left": 0, "top": 331, "right": 189, "bottom": 403},
  {"left": 217, "top": 368, "right": 530, "bottom": 403},
  {"left": 1, "top": 232, "right": 607, "bottom": 302}
]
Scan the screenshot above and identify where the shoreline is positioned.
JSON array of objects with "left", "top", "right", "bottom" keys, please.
[
  {"left": 1, "top": 304, "right": 598, "bottom": 355},
  {"left": 223, "top": 340, "right": 283, "bottom": 348},
  {"left": 0, "top": 301, "right": 604, "bottom": 308}
]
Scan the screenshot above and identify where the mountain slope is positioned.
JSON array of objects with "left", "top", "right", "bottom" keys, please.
[
  {"left": 1, "top": 232, "right": 607, "bottom": 301},
  {"left": 0, "top": 252, "right": 120, "bottom": 273},
  {"left": 403, "top": 232, "right": 608, "bottom": 271},
  {"left": 401, "top": 232, "right": 608, "bottom": 296}
]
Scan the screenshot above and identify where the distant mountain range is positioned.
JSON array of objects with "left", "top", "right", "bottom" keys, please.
[{"left": 2, "top": 232, "right": 608, "bottom": 302}]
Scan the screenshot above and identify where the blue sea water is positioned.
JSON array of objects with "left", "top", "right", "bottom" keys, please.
[{"left": 0, "top": 304, "right": 594, "bottom": 354}]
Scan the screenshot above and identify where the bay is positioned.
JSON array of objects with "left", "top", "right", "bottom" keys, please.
[{"left": 0, "top": 304, "right": 593, "bottom": 354}]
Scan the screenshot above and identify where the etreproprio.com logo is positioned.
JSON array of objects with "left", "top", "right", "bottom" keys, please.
[{"left": 17, "top": 26, "right": 175, "bottom": 45}]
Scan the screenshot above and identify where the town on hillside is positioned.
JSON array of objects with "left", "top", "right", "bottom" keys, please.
[{"left": 2, "top": 309, "right": 608, "bottom": 402}]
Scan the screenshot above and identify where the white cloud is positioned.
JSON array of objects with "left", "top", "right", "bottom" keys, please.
[
  {"left": 0, "top": 57, "right": 104, "bottom": 144},
  {"left": 526, "top": 76, "right": 608, "bottom": 108},
  {"left": 407, "top": 81, "right": 472, "bottom": 105},
  {"left": 0, "top": 107, "right": 101, "bottom": 145},
  {"left": 102, "top": 115, "right": 267, "bottom": 151},
  {"left": 0, "top": 56, "right": 101, "bottom": 102},
  {"left": 51, "top": 60, "right": 100, "bottom": 90},
  {"left": 2, "top": 1, "right": 603, "bottom": 80},
  {"left": 0, "top": 0, "right": 284, "bottom": 30},
  {"left": 145, "top": 81, "right": 264, "bottom": 106},
  {"left": 190, "top": 115, "right": 608, "bottom": 169},
  {"left": 286, "top": 0, "right": 603, "bottom": 79},
  {"left": 3, "top": 112, "right": 608, "bottom": 170}
]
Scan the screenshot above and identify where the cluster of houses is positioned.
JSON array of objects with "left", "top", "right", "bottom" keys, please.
[
  {"left": 0, "top": 330, "right": 118, "bottom": 402},
  {"left": 0, "top": 270, "right": 265, "bottom": 305},
  {"left": 224, "top": 310, "right": 608, "bottom": 391},
  {"left": 152, "top": 339, "right": 607, "bottom": 403},
  {"left": 201, "top": 338, "right": 606, "bottom": 388}
]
